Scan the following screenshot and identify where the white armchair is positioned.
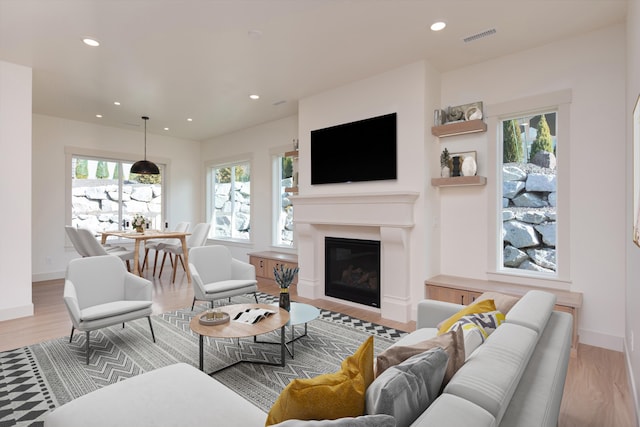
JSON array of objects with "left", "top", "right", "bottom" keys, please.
[
  {"left": 64, "top": 255, "right": 156, "bottom": 364},
  {"left": 189, "top": 245, "right": 258, "bottom": 310}
]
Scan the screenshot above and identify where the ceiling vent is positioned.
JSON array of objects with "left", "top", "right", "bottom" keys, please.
[{"left": 463, "top": 28, "right": 497, "bottom": 43}]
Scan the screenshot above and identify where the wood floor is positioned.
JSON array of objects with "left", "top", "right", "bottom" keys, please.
[{"left": 0, "top": 266, "right": 636, "bottom": 427}]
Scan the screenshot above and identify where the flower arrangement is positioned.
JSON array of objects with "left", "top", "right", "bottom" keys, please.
[
  {"left": 132, "top": 214, "right": 146, "bottom": 231},
  {"left": 273, "top": 264, "right": 299, "bottom": 289}
]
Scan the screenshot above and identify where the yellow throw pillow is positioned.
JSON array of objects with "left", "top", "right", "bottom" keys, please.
[
  {"left": 475, "top": 292, "right": 520, "bottom": 314},
  {"left": 437, "top": 299, "right": 496, "bottom": 335},
  {"left": 265, "top": 336, "right": 374, "bottom": 426}
]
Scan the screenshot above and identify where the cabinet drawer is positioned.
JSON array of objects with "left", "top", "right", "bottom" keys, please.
[
  {"left": 426, "top": 285, "right": 481, "bottom": 306},
  {"left": 249, "top": 256, "right": 267, "bottom": 278}
]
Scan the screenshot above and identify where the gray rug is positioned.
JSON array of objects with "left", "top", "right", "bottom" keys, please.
[{"left": 0, "top": 293, "right": 406, "bottom": 426}]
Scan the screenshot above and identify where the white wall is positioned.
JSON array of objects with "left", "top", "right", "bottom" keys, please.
[
  {"left": 440, "top": 25, "right": 627, "bottom": 351},
  {"left": 201, "top": 115, "right": 298, "bottom": 262},
  {"left": 31, "top": 114, "right": 203, "bottom": 281},
  {"left": 0, "top": 61, "right": 33, "bottom": 321},
  {"left": 626, "top": 0, "right": 640, "bottom": 420}
]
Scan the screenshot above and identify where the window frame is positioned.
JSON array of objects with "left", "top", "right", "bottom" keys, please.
[
  {"left": 272, "top": 150, "right": 296, "bottom": 249},
  {"left": 65, "top": 146, "right": 167, "bottom": 244},
  {"left": 206, "top": 156, "right": 253, "bottom": 244},
  {"left": 486, "top": 90, "right": 572, "bottom": 287}
]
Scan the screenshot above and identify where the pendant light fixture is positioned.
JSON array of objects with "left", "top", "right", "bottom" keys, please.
[{"left": 130, "top": 116, "right": 160, "bottom": 175}]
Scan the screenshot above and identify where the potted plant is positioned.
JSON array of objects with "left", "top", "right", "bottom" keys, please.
[
  {"left": 440, "top": 148, "right": 451, "bottom": 177},
  {"left": 273, "top": 264, "right": 299, "bottom": 311}
]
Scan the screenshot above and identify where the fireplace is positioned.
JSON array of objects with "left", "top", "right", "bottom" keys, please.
[
  {"left": 292, "top": 191, "right": 419, "bottom": 322},
  {"left": 325, "top": 237, "right": 381, "bottom": 308}
]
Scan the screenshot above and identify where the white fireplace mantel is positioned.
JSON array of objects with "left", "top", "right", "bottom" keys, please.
[
  {"left": 291, "top": 192, "right": 419, "bottom": 228},
  {"left": 291, "top": 191, "right": 420, "bottom": 323}
]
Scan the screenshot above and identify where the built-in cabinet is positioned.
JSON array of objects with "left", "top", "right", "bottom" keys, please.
[
  {"left": 427, "top": 285, "right": 483, "bottom": 306},
  {"left": 425, "top": 274, "right": 582, "bottom": 356},
  {"left": 249, "top": 251, "right": 298, "bottom": 287}
]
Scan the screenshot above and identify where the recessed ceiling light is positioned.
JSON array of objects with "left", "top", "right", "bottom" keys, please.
[
  {"left": 430, "top": 21, "right": 446, "bottom": 31},
  {"left": 187, "top": 118, "right": 193, "bottom": 122},
  {"left": 96, "top": 114, "right": 103, "bottom": 118},
  {"left": 164, "top": 127, "right": 169, "bottom": 131},
  {"left": 82, "top": 38, "right": 100, "bottom": 47},
  {"left": 113, "top": 101, "right": 121, "bottom": 106},
  {"left": 249, "top": 94, "right": 260, "bottom": 100}
]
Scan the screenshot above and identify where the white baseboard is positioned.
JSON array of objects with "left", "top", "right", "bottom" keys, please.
[
  {"left": 579, "top": 328, "right": 624, "bottom": 351},
  {"left": 624, "top": 340, "right": 640, "bottom": 427},
  {"left": 32, "top": 270, "right": 65, "bottom": 282},
  {"left": 0, "top": 304, "right": 34, "bottom": 322}
]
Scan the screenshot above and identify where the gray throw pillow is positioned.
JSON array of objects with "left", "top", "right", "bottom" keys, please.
[
  {"left": 365, "top": 347, "right": 449, "bottom": 427},
  {"left": 270, "top": 414, "right": 396, "bottom": 427}
]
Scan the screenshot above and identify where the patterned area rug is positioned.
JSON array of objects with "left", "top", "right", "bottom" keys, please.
[{"left": 0, "top": 293, "right": 406, "bottom": 426}]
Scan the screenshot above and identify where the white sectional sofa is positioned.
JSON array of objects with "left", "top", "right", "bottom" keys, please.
[
  {"left": 44, "top": 362, "right": 267, "bottom": 427},
  {"left": 405, "top": 290, "right": 573, "bottom": 427},
  {"left": 44, "top": 290, "right": 571, "bottom": 427}
]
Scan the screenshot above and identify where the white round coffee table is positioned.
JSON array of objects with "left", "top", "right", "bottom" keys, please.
[{"left": 255, "top": 302, "right": 320, "bottom": 358}]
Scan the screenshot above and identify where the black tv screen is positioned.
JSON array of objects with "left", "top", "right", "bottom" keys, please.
[{"left": 311, "top": 113, "right": 397, "bottom": 185}]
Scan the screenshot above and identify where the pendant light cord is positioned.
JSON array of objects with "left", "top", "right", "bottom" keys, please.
[{"left": 142, "top": 116, "right": 149, "bottom": 160}]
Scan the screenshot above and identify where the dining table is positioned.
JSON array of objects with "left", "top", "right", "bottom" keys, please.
[{"left": 101, "top": 230, "right": 192, "bottom": 283}]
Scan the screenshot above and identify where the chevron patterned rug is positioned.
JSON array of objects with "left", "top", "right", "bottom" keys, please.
[{"left": 0, "top": 293, "right": 406, "bottom": 426}]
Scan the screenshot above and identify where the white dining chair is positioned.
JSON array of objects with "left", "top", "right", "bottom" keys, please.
[
  {"left": 141, "top": 221, "right": 190, "bottom": 276},
  {"left": 158, "top": 222, "right": 211, "bottom": 283},
  {"left": 65, "top": 226, "right": 90, "bottom": 257},
  {"left": 66, "top": 225, "right": 126, "bottom": 257},
  {"left": 76, "top": 227, "right": 138, "bottom": 272}
]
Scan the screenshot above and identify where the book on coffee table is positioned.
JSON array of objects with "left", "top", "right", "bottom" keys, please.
[{"left": 232, "top": 308, "right": 277, "bottom": 324}]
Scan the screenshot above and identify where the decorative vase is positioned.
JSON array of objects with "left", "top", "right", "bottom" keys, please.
[
  {"left": 279, "top": 288, "right": 291, "bottom": 311},
  {"left": 451, "top": 156, "right": 461, "bottom": 177},
  {"left": 441, "top": 165, "right": 450, "bottom": 178},
  {"left": 135, "top": 226, "right": 144, "bottom": 233},
  {"left": 461, "top": 156, "right": 477, "bottom": 177}
]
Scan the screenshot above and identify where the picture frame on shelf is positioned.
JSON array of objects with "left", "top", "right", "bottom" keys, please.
[{"left": 450, "top": 151, "right": 477, "bottom": 177}]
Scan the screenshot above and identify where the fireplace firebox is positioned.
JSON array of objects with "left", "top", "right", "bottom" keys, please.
[{"left": 324, "top": 237, "right": 381, "bottom": 308}]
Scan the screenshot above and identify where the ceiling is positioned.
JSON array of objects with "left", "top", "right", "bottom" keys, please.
[{"left": 0, "top": 0, "right": 627, "bottom": 141}]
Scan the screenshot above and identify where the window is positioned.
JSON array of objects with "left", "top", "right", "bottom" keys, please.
[
  {"left": 500, "top": 111, "right": 557, "bottom": 275},
  {"left": 274, "top": 154, "right": 295, "bottom": 247},
  {"left": 208, "top": 161, "right": 251, "bottom": 241},
  {"left": 70, "top": 155, "right": 164, "bottom": 236},
  {"left": 487, "top": 90, "right": 570, "bottom": 284}
]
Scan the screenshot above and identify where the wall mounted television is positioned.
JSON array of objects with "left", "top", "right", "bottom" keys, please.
[{"left": 310, "top": 112, "right": 397, "bottom": 185}]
